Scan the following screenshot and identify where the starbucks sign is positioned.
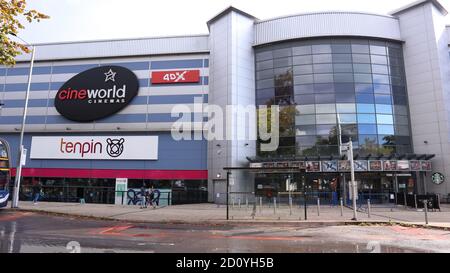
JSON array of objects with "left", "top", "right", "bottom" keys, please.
[{"left": 431, "top": 172, "right": 445, "bottom": 185}]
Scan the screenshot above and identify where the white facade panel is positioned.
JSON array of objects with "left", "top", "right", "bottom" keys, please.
[{"left": 255, "top": 12, "right": 402, "bottom": 46}]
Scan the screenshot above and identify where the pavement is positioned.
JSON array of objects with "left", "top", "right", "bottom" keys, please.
[{"left": 12, "top": 201, "right": 450, "bottom": 229}]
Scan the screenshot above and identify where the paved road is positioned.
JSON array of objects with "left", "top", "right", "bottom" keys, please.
[{"left": 1, "top": 210, "right": 449, "bottom": 253}]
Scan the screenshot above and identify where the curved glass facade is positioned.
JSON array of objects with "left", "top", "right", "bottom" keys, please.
[{"left": 255, "top": 38, "right": 412, "bottom": 157}]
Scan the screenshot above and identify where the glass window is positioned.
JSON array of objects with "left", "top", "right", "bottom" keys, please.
[
  {"left": 314, "top": 83, "right": 334, "bottom": 93},
  {"left": 312, "top": 44, "right": 332, "bottom": 54},
  {"left": 293, "top": 65, "right": 313, "bottom": 75},
  {"left": 371, "top": 55, "right": 388, "bottom": 65},
  {"left": 294, "top": 75, "right": 314, "bottom": 84},
  {"left": 376, "top": 114, "right": 394, "bottom": 124},
  {"left": 336, "top": 103, "right": 356, "bottom": 113},
  {"left": 339, "top": 114, "right": 357, "bottom": 123},
  {"left": 296, "top": 115, "right": 316, "bottom": 125},
  {"left": 351, "top": 44, "right": 370, "bottom": 54},
  {"left": 396, "top": 136, "right": 411, "bottom": 145},
  {"left": 293, "top": 45, "right": 312, "bottom": 56},
  {"left": 314, "top": 73, "right": 334, "bottom": 83},
  {"left": 354, "top": 73, "right": 373, "bottom": 83},
  {"left": 370, "top": 45, "right": 386, "bottom": 55},
  {"left": 274, "top": 57, "right": 292, "bottom": 68},
  {"left": 393, "top": 95, "right": 408, "bottom": 105},
  {"left": 332, "top": 54, "right": 352, "bottom": 63},
  {"left": 256, "top": 79, "right": 274, "bottom": 89},
  {"left": 375, "top": 104, "right": 392, "bottom": 114},
  {"left": 331, "top": 44, "right": 351, "bottom": 53},
  {"left": 318, "top": 146, "right": 339, "bottom": 156},
  {"left": 357, "top": 103, "right": 375, "bottom": 113},
  {"left": 256, "top": 60, "right": 273, "bottom": 70},
  {"left": 315, "top": 94, "right": 335, "bottom": 103},
  {"left": 356, "top": 93, "right": 374, "bottom": 103},
  {"left": 296, "top": 104, "right": 315, "bottom": 114},
  {"left": 355, "top": 84, "right": 373, "bottom": 93},
  {"left": 395, "top": 115, "right": 409, "bottom": 125},
  {"left": 313, "top": 64, "right": 333, "bottom": 73},
  {"left": 295, "top": 94, "right": 315, "bottom": 105},
  {"left": 335, "top": 92, "right": 355, "bottom": 103},
  {"left": 334, "top": 83, "right": 354, "bottom": 93},
  {"left": 377, "top": 125, "right": 394, "bottom": 135},
  {"left": 388, "top": 57, "right": 402, "bottom": 66},
  {"left": 257, "top": 88, "right": 275, "bottom": 98},
  {"left": 357, "top": 114, "right": 376, "bottom": 124},
  {"left": 294, "top": 84, "right": 314, "bottom": 94},
  {"left": 293, "top": 55, "right": 313, "bottom": 65},
  {"left": 389, "top": 66, "right": 404, "bottom": 77},
  {"left": 316, "top": 124, "right": 336, "bottom": 135},
  {"left": 379, "top": 135, "right": 395, "bottom": 145},
  {"left": 313, "top": 54, "right": 332, "bottom": 64},
  {"left": 256, "top": 69, "right": 273, "bottom": 80},
  {"left": 375, "top": 94, "right": 392, "bottom": 104},
  {"left": 371, "top": 64, "right": 389, "bottom": 74},
  {"left": 256, "top": 51, "right": 273, "bottom": 62},
  {"left": 359, "top": 134, "right": 378, "bottom": 145},
  {"left": 352, "top": 54, "right": 371, "bottom": 63},
  {"left": 359, "top": 124, "right": 377, "bottom": 134},
  {"left": 297, "top": 136, "right": 317, "bottom": 145},
  {"left": 372, "top": 74, "right": 390, "bottom": 84},
  {"left": 273, "top": 48, "right": 292, "bottom": 58},
  {"left": 316, "top": 104, "right": 336, "bottom": 113},
  {"left": 373, "top": 84, "right": 390, "bottom": 94},
  {"left": 333, "top": 63, "right": 353, "bottom": 73},
  {"left": 396, "top": 125, "right": 410, "bottom": 136},
  {"left": 333, "top": 73, "right": 354, "bottom": 83},
  {"left": 341, "top": 124, "right": 358, "bottom": 136},
  {"left": 393, "top": 105, "right": 408, "bottom": 116},
  {"left": 296, "top": 125, "right": 316, "bottom": 136},
  {"left": 316, "top": 114, "right": 337, "bottom": 124},
  {"left": 297, "top": 146, "right": 317, "bottom": 156},
  {"left": 391, "top": 76, "right": 404, "bottom": 86},
  {"left": 353, "top": 63, "right": 371, "bottom": 73}
]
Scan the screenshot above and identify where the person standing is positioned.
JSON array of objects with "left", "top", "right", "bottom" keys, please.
[
  {"left": 32, "top": 182, "right": 42, "bottom": 204},
  {"left": 140, "top": 185, "right": 147, "bottom": 209}
]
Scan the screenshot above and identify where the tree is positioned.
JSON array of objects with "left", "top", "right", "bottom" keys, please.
[{"left": 0, "top": 0, "right": 49, "bottom": 65}]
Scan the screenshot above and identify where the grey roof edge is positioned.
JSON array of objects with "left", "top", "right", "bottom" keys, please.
[
  {"left": 389, "top": 0, "right": 448, "bottom": 16},
  {"left": 19, "top": 33, "right": 210, "bottom": 47},
  {"left": 206, "top": 6, "right": 258, "bottom": 28},
  {"left": 255, "top": 10, "right": 397, "bottom": 24}
]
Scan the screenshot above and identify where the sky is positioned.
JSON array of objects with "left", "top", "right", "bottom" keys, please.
[{"left": 15, "top": 0, "right": 450, "bottom": 44}]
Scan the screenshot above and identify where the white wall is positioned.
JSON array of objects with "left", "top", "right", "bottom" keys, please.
[{"left": 397, "top": 2, "right": 450, "bottom": 195}]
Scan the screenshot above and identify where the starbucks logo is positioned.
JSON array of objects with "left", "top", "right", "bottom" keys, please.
[
  {"left": 431, "top": 172, "right": 444, "bottom": 185},
  {"left": 106, "top": 138, "right": 125, "bottom": 158}
]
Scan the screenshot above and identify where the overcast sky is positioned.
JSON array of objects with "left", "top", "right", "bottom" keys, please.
[{"left": 15, "top": 0, "right": 450, "bottom": 44}]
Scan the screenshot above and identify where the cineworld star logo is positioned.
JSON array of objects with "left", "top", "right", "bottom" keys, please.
[
  {"left": 55, "top": 66, "right": 139, "bottom": 122},
  {"left": 106, "top": 138, "right": 125, "bottom": 158}
]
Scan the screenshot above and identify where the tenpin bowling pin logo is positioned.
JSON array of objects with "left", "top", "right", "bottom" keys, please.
[{"left": 106, "top": 138, "right": 125, "bottom": 158}]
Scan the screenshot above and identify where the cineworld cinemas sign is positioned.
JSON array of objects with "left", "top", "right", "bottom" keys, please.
[
  {"left": 55, "top": 66, "right": 139, "bottom": 122},
  {"left": 30, "top": 136, "right": 158, "bottom": 160}
]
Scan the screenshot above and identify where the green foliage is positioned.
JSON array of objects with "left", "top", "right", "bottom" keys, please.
[{"left": 0, "top": 0, "right": 49, "bottom": 65}]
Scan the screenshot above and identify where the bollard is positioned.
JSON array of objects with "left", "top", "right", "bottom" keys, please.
[
  {"left": 404, "top": 192, "right": 407, "bottom": 208},
  {"left": 259, "top": 197, "right": 262, "bottom": 213},
  {"left": 232, "top": 197, "right": 235, "bottom": 209},
  {"left": 367, "top": 199, "right": 371, "bottom": 218},
  {"left": 289, "top": 196, "right": 293, "bottom": 216},
  {"left": 340, "top": 197, "right": 344, "bottom": 217},
  {"left": 246, "top": 196, "right": 249, "bottom": 210},
  {"left": 317, "top": 198, "right": 320, "bottom": 216},
  {"left": 273, "top": 197, "right": 277, "bottom": 214},
  {"left": 238, "top": 198, "right": 241, "bottom": 209},
  {"left": 414, "top": 194, "right": 417, "bottom": 209},
  {"left": 423, "top": 200, "right": 429, "bottom": 225}
]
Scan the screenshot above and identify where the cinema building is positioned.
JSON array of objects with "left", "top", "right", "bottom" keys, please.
[{"left": 1, "top": 0, "right": 450, "bottom": 204}]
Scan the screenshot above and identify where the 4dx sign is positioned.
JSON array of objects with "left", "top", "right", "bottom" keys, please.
[{"left": 151, "top": 70, "right": 200, "bottom": 84}]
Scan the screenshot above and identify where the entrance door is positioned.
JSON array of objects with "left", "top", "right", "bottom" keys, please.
[{"left": 212, "top": 179, "right": 226, "bottom": 204}]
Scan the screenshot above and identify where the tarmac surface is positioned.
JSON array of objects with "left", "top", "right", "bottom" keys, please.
[{"left": 1, "top": 209, "right": 450, "bottom": 253}]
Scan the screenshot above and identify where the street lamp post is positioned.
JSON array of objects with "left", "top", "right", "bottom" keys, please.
[
  {"left": 348, "top": 137, "right": 358, "bottom": 221},
  {"left": 11, "top": 44, "right": 36, "bottom": 208}
]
